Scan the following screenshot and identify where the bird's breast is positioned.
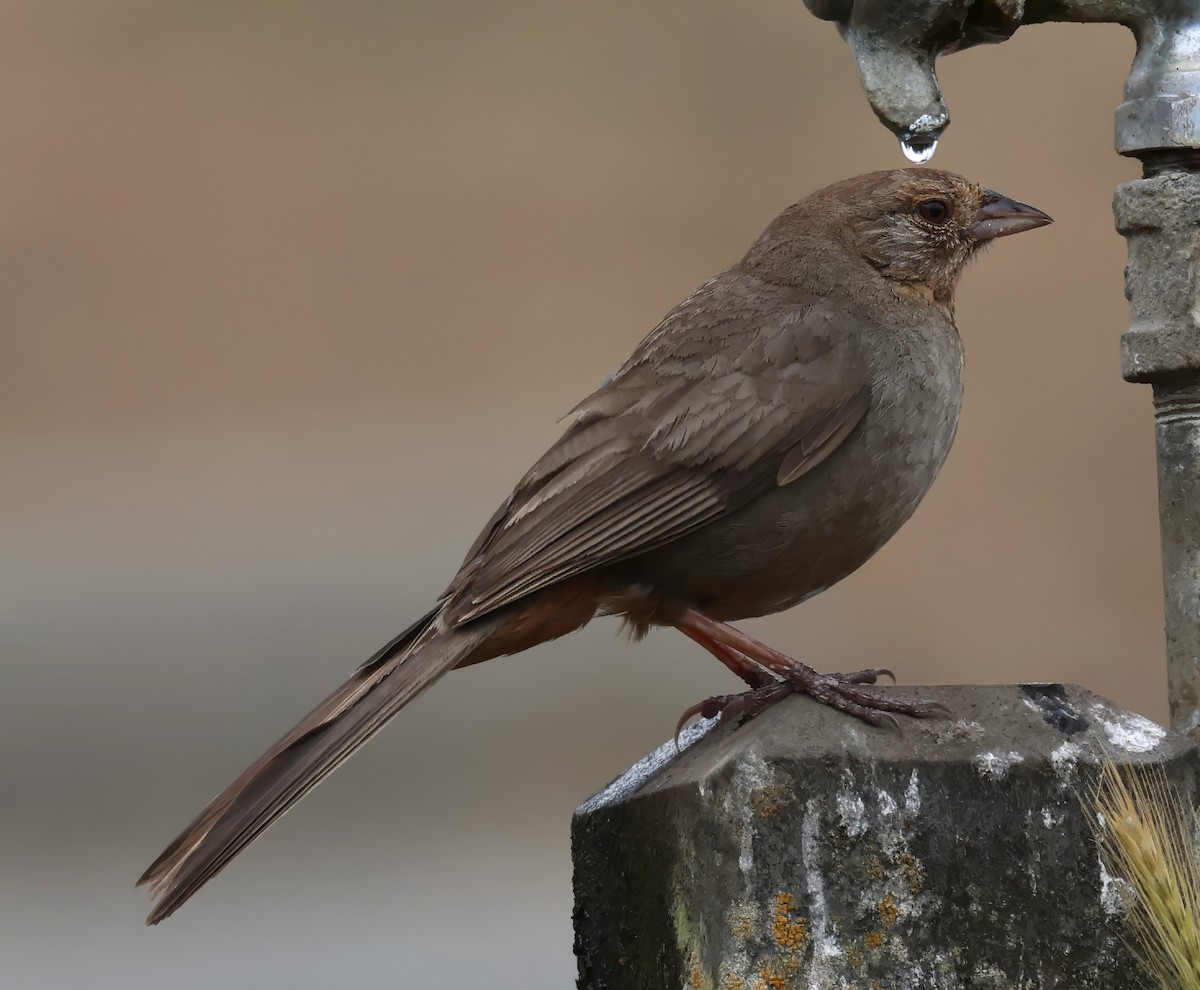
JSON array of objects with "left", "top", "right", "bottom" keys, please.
[{"left": 630, "top": 313, "right": 966, "bottom": 622}]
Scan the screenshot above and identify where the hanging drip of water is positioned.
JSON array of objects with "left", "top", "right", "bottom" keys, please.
[
  {"left": 899, "top": 133, "right": 939, "bottom": 164},
  {"left": 898, "top": 116, "right": 944, "bottom": 164}
]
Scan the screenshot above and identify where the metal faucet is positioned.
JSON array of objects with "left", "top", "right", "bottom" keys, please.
[{"left": 803, "top": 0, "right": 1200, "bottom": 740}]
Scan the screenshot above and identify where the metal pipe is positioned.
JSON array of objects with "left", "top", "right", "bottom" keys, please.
[
  {"left": 1119, "top": 160, "right": 1200, "bottom": 740},
  {"left": 802, "top": 0, "right": 1200, "bottom": 741}
]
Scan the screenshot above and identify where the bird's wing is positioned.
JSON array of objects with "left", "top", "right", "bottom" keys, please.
[{"left": 445, "top": 274, "right": 871, "bottom": 625}]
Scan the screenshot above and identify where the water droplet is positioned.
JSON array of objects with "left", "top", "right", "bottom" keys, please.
[{"left": 899, "top": 134, "right": 938, "bottom": 164}]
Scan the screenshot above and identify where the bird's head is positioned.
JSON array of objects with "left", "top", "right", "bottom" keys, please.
[{"left": 740, "top": 168, "right": 1052, "bottom": 308}]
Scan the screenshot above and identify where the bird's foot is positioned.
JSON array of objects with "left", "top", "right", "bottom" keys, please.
[
  {"left": 672, "top": 666, "right": 927, "bottom": 748},
  {"left": 672, "top": 606, "right": 947, "bottom": 732},
  {"left": 784, "top": 666, "right": 946, "bottom": 728},
  {"left": 674, "top": 679, "right": 791, "bottom": 747},
  {"left": 676, "top": 609, "right": 945, "bottom": 739}
]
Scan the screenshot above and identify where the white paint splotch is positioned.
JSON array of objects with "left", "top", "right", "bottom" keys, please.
[
  {"left": 801, "top": 798, "right": 843, "bottom": 988},
  {"left": 904, "top": 770, "right": 922, "bottom": 816},
  {"left": 973, "top": 750, "right": 1024, "bottom": 780},
  {"left": 725, "top": 747, "right": 781, "bottom": 877},
  {"left": 1097, "top": 861, "right": 1129, "bottom": 917},
  {"left": 577, "top": 718, "right": 715, "bottom": 814},
  {"left": 1050, "top": 740, "right": 1083, "bottom": 776},
  {"left": 1092, "top": 704, "right": 1167, "bottom": 754},
  {"left": 836, "top": 770, "right": 868, "bottom": 838}
]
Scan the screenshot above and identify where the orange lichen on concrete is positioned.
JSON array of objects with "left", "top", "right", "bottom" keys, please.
[
  {"left": 758, "top": 964, "right": 787, "bottom": 988},
  {"left": 864, "top": 931, "right": 886, "bottom": 949},
  {"left": 898, "top": 852, "right": 924, "bottom": 896},
  {"left": 690, "top": 964, "right": 705, "bottom": 988},
  {"left": 771, "top": 892, "right": 808, "bottom": 950},
  {"left": 751, "top": 782, "right": 790, "bottom": 820},
  {"left": 877, "top": 893, "right": 899, "bottom": 927},
  {"left": 760, "top": 952, "right": 802, "bottom": 989},
  {"left": 866, "top": 853, "right": 884, "bottom": 881}
]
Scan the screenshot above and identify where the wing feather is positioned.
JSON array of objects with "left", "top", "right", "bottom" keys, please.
[{"left": 444, "top": 274, "right": 872, "bottom": 626}]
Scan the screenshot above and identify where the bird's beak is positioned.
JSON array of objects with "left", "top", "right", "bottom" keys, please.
[{"left": 966, "top": 192, "right": 1053, "bottom": 241}]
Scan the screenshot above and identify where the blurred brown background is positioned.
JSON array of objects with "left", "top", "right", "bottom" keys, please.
[{"left": 0, "top": 3, "right": 1153, "bottom": 987}]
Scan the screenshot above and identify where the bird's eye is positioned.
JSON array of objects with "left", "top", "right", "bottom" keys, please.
[{"left": 916, "top": 199, "right": 951, "bottom": 225}]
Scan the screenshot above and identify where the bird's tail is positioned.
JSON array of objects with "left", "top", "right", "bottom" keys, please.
[{"left": 137, "top": 607, "right": 496, "bottom": 924}]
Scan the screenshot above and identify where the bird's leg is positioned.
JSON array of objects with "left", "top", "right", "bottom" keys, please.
[
  {"left": 673, "top": 626, "right": 791, "bottom": 741},
  {"left": 677, "top": 625, "right": 777, "bottom": 689},
  {"left": 673, "top": 606, "right": 939, "bottom": 728}
]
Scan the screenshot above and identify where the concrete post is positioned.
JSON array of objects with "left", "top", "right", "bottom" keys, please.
[{"left": 572, "top": 685, "right": 1197, "bottom": 989}]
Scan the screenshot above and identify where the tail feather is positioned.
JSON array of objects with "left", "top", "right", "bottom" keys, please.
[{"left": 137, "top": 607, "right": 494, "bottom": 924}]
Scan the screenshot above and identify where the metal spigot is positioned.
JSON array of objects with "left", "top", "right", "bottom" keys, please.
[
  {"left": 803, "top": 0, "right": 1200, "bottom": 741},
  {"left": 803, "top": 0, "right": 1029, "bottom": 161},
  {"left": 805, "top": 0, "right": 1200, "bottom": 159}
]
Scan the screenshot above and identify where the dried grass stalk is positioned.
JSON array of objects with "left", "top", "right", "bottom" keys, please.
[{"left": 1088, "top": 757, "right": 1200, "bottom": 990}]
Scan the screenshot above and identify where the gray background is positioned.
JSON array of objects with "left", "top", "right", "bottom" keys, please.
[{"left": 2, "top": 3, "right": 1153, "bottom": 987}]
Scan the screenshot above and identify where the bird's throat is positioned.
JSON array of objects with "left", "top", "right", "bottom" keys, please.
[{"left": 888, "top": 279, "right": 955, "bottom": 322}]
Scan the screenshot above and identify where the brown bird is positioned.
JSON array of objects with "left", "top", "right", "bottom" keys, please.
[{"left": 138, "top": 168, "right": 1050, "bottom": 923}]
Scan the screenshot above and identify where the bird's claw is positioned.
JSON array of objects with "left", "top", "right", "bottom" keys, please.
[
  {"left": 673, "top": 694, "right": 736, "bottom": 750},
  {"left": 875, "top": 712, "right": 902, "bottom": 733},
  {"left": 829, "top": 666, "right": 895, "bottom": 684},
  {"left": 674, "top": 680, "right": 792, "bottom": 750}
]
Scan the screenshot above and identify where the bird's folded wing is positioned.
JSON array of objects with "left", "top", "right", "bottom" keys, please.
[{"left": 445, "top": 279, "right": 871, "bottom": 625}]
